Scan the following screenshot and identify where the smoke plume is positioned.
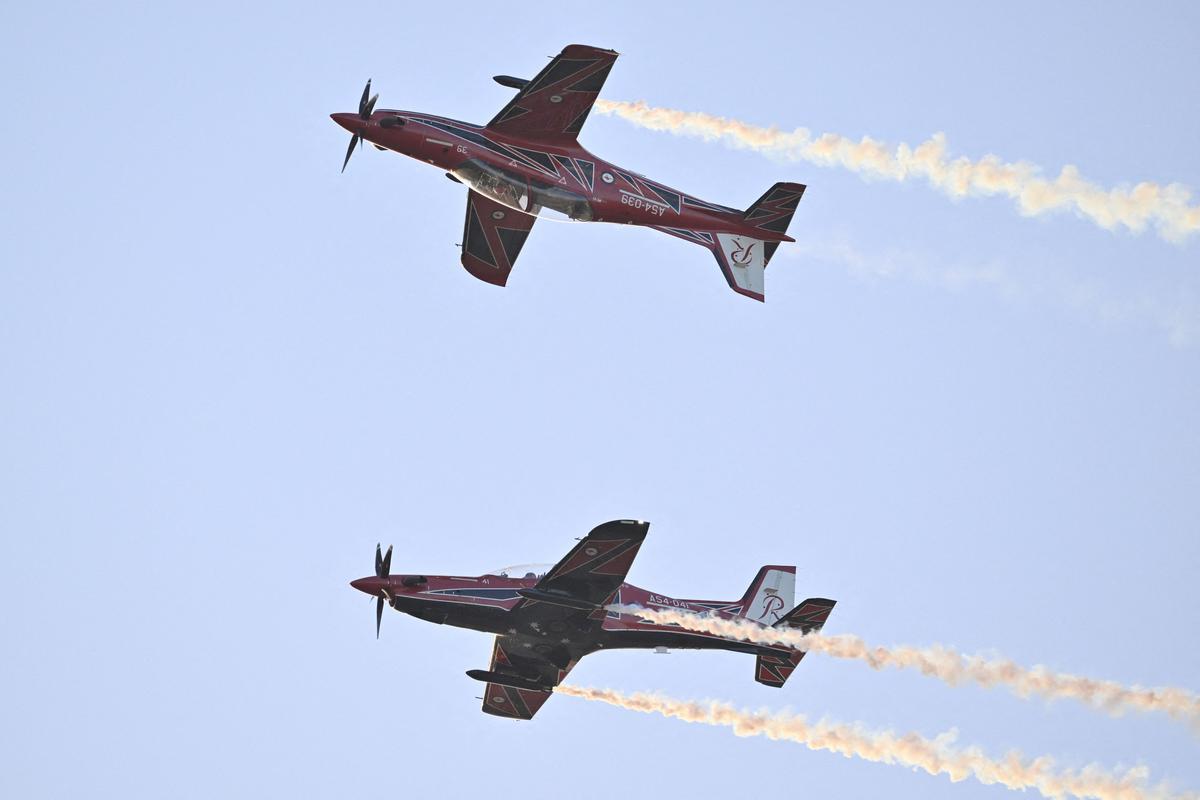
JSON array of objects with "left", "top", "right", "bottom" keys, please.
[
  {"left": 559, "top": 685, "right": 1189, "bottom": 800},
  {"left": 606, "top": 604, "right": 1200, "bottom": 725},
  {"left": 593, "top": 100, "right": 1200, "bottom": 243}
]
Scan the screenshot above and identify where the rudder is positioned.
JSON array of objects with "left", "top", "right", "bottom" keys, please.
[
  {"left": 736, "top": 565, "right": 796, "bottom": 625},
  {"left": 712, "top": 232, "right": 768, "bottom": 301}
]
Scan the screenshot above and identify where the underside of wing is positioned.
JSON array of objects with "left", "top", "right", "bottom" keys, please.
[
  {"left": 477, "top": 635, "right": 582, "bottom": 720},
  {"left": 487, "top": 45, "right": 618, "bottom": 141},
  {"left": 461, "top": 189, "right": 536, "bottom": 287}
]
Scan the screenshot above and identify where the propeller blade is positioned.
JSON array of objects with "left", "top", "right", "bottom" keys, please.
[
  {"left": 380, "top": 545, "right": 392, "bottom": 578},
  {"left": 358, "top": 79, "right": 372, "bottom": 116},
  {"left": 362, "top": 93, "right": 379, "bottom": 120},
  {"left": 375, "top": 543, "right": 383, "bottom": 576},
  {"left": 375, "top": 596, "right": 384, "bottom": 639},
  {"left": 341, "top": 133, "right": 359, "bottom": 172}
]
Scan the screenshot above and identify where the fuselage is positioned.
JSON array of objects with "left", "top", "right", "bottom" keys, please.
[
  {"left": 330, "top": 109, "right": 793, "bottom": 245},
  {"left": 349, "top": 570, "right": 775, "bottom": 658}
]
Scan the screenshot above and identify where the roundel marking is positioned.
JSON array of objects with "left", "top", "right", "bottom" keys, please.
[
  {"left": 492, "top": 695, "right": 506, "bottom": 704},
  {"left": 491, "top": 210, "right": 505, "bottom": 220},
  {"left": 600, "top": 172, "right": 614, "bottom": 184},
  {"left": 584, "top": 547, "right": 598, "bottom": 556},
  {"left": 549, "top": 94, "right": 563, "bottom": 103}
]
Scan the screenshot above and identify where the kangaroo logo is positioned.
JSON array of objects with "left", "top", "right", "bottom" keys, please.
[
  {"left": 730, "top": 237, "right": 756, "bottom": 267},
  {"left": 756, "top": 588, "right": 785, "bottom": 623}
]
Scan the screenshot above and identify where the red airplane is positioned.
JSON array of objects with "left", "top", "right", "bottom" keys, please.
[
  {"left": 331, "top": 44, "right": 806, "bottom": 301},
  {"left": 350, "top": 520, "right": 835, "bottom": 720}
]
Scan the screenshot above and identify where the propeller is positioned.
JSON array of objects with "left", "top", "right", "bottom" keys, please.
[
  {"left": 374, "top": 542, "right": 392, "bottom": 638},
  {"left": 341, "top": 79, "right": 379, "bottom": 173}
]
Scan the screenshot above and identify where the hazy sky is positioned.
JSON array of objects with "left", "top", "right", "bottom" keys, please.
[{"left": 2, "top": 2, "right": 1197, "bottom": 798}]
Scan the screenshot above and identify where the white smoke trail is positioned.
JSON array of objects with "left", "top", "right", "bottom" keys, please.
[
  {"left": 593, "top": 100, "right": 1200, "bottom": 243},
  {"left": 560, "top": 685, "right": 1191, "bottom": 800},
  {"left": 607, "top": 604, "right": 1200, "bottom": 725}
]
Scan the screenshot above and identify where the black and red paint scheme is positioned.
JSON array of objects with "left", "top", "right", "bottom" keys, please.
[
  {"left": 331, "top": 44, "right": 806, "bottom": 301},
  {"left": 350, "top": 520, "right": 835, "bottom": 720}
]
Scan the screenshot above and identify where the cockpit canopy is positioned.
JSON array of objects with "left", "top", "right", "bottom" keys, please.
[
  {"left": 484, "top": 562, "right": 552, "bottom": 580},
  {"left": 453, "top": 159, "right": 593, "bottom": 222}
]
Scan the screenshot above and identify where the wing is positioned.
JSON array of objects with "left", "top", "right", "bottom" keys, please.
[
  {"left": 461, "top": 190, "right": 536, "bottom": 287},
  {"left": 477, "top": 635, "right": 582, "bottom": 720},
  {"left": 486, "top": 45, "right": 618, "bottom": 141},
  {"left": 516, "top": 519, "right": 648, "bottom": 612},
  {"left": 478, "top": 520, "right": 646, "bottom": 719}
]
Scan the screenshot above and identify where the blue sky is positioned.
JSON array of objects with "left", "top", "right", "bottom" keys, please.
[{"left": 2, "top": 2, "right": 1197, "bottom": 797}]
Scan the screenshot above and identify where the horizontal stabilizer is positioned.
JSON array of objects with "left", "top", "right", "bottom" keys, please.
[
  {"left": 743, "top": 182, "right": 805, "bottom": 243},
  {"left": 774, "top": 597, "right": 836, "bottom": 634},
  {"left": 755, "top": 649, "right": 806, "bottom": 688},
  {"left": 754, "top": 597, "right": 835, "bottom": 688}
]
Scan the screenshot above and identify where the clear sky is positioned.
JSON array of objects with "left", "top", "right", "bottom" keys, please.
[{"left": 1, "top": 2, "right": 1197, "bottom": 797}]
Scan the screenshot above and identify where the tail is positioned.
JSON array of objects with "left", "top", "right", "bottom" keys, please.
[
  {"left": 736, "top": 565, "right": 796, "bottom": 624},
  {"left": 754, "top": 596, "right": 836, "bottom": 688},
  {"left": 705, "top": 182, "right": 808, "bottom": 302}
]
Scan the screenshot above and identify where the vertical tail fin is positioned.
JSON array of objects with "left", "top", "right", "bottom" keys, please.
[
  {"left": 754, "top": 597, "right": 836, "bottom": 688},
  {"left": 712, "top": 232, "right": 769, "bottom": 301},
  {"left": 736, "top": 565, "right": 796, "bottom": 625}
]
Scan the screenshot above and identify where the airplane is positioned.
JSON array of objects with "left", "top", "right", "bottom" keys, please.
[
  {"left": 349, "top": 519, "right": 836, "bottom": 720},
  {"left": 330, "top": 44, "right": 806, "bottom": 301}
]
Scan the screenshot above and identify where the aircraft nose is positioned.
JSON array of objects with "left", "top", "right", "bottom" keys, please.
[
  {"left": 331, "top": 112, "right": 363, "bottom": 133},
  {"left": 350, "top": 576, "right": 384, "bottom": 595}
]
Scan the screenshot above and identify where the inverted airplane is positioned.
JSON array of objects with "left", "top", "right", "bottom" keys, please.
[
  {"left": 350, "top": 520, "right": 835, "bottom": 720},
  {"left": 331, "top": 44, "right": 806, "bottom": 301}
]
